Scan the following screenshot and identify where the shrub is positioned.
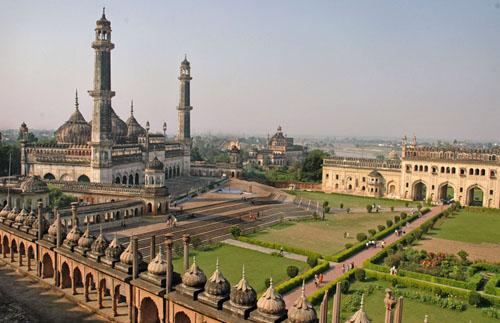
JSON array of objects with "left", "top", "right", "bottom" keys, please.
[
  {"left": 191, "top": 236, "right": 202, "bottom": 249},
  {"left": 390, "top": 206, "right": 395, "bottom": 212},
  {"left": 264, "top": 278, "right": 271, "bottom": 288},
  {"left": 394, "top": 215, "right": 401, "bottom": 223},
  {"left": 386, "top": 220, "right": 393, "bottom": 227},
  {"left": 340, "top": 203, "right": 344, "bottom": 209},
  {"left": 377, "top": 225, "right": 386, "bottom": 232},
  {"left": 345, "top": 243, "right": 353, "bottom": 249},
  {"left": 230, "top": 226, "right": 241, "bottom": 238},
  {"left": 468, "top": 291, "right": 482, "bottom": 306},
  {"left": 340, "top": 280, "right": 350, "bottom": 293},
  {"left": 346, "top": 207, "right": 350, "bottom": 213},
  {"left": 405, "top": 201, "right": 410, "bottom": 207},
  {"left": 354, "top": 268, "right": 366, "bottom": 281},
  {"left": 368, "top": 229, "right": 376, "bottom": 237},
  {"left": 400, "top": 212, "right": 407, "bottom": 219},
  {"left": 307, "top": 255, "right": 319, "bottom": 268},
  {"left": 287, "top": 266, "right": 299, "bottom": 278},
  {"left": 356, "top": 233, "right": 367, "bottom": 242},
  {"left": 366, "top": 204, "right": 373, "bottom": 213},
  {"left": 417, "top": 202, "right": 423, "bottom": 210}
]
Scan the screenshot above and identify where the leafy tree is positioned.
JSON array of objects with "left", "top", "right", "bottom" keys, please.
[
  {"left": 300, "top": 149, "right": 329, "bottom": 182},
  {"left": 356, "top": 233, "right": 367, "bottom": 242},
  {"left": 354, "top": 268, "right": 366, "bottom": 281},
  {"left": 366, "top": 204, "right": 373, "bottom": 213},
  {"left": 48, "top": 185, "right": 77, "bottom": 209},
  {"left": 230, "top": 226, "right": 241, "bottom": 238},
  {"left": 306, "top": 255, "right": 318, "bottom": 268},
  {"left": 0, "top": 143, "right": 21, "bottom": 176}
]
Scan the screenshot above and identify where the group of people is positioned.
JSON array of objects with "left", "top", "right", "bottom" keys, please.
[
  {"left": 365, "top": 240, "right": 385, "bottom": 248},
  {"left": 166, "top": 215, "right": 177, "bottom": 228},
  {"left": 394, "top": 228, "right": 406, "bottom": 237},
  {"left": 341, "top": 262, "right": 355, "bottom": 273},
  {"left": 248, "top": 211, "right": 261, "bottom": 221},
  {"left": 314, "top": 273, "right": 324, "bottom": 287}
]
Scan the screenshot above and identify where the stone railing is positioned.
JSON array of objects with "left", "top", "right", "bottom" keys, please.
[{"left": 323, "top": 156, "right": 401, "bottom": 169}]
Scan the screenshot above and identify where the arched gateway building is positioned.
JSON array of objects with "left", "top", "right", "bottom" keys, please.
[
  {"left": 322, "top": 136, "right": 500, "bottom": 208},
  {"left": 20, "top": 9, "right": 192, "bottom": 186}
]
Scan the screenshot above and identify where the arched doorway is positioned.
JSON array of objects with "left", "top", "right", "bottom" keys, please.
[
  {"left": 467, "top": 186, "right": 484, "bottom": 206},
  {"left": 129, "top": 174, "right": 134, "bottom": 185},
  {"left": 42, "top": 253, "right": 54, "bottom": 278},
  {"left": 135, "top": 173, "right": 140, "bottom": 185},
  {"left": 147, "top": 203, "right": 152, "bottom": 214},
  {"left": 61, "top": 262, "right": 71, "bottom": 288},
  {"left": 2, "top": 236, "right": 9, "bottom": 257},
  {"left": 73, "top": 267, "right": 83, "bottom": 294},
  {"left": 174, "top": 312, "right": 191, "bottom": 323},
  {"left": 122, "top": 176, "right": 127, "bottom": 185},
  {"left": 78, "top": 175, "right": 90, "bottom": 182},
  {"left": 115, "top": 177, "right": 121, "bottom": 184},
  {"left": 140, "top": 297, "right": 160, "bottom": 323},
  {"left": 43, "top": 173, "right": 55, "bottom": 180},
  {"left": 413, "top": 181, "right": 427, "bottom": 201},
  {"left": 439, "top": 183, "right": 454, "bottom": 201}
]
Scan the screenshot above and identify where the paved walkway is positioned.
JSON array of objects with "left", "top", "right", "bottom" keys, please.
[
  {"left": 224, "top": 239, "right": 308, "bottom": 262},
  {"left": 282, "top": 205, "right": 447, "bottom": 307}
]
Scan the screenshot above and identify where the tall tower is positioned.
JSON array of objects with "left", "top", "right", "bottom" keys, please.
[
  {"left": 88, "top": 8, "right": 115, "bottom": 183},
  {"left": 177, "top": 55, "right": 193, "bottom": 145}
]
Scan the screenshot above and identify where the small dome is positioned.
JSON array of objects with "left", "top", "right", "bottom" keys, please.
[
  {"left": 65, "top": 225, "right": 82, "bottom": 245},
  {"left": 181, "top": 55, "right": 190, "bottom": 66},
  {"left": 78, "top": 225, "right": 95, "bottom": 249},
  {"left": 230, "top": 266, "right": 257, "bottom": 307},
  {"left": 287, "top": 282, "right": 317, "bottom": 323},
  {"left": 204, "top": 259, "right": 230, "bottom": 297},
  {"left": 48, "top": 218, "right": 66, "bottom": 237},
  {"left": 20, "top": 176, "right": 49, "bottom": 193},
  {"left": 31, "top": 213, "right": 49, "bottom": 234},
  {"left": 256, "top": 278, "right": 286, "bottom": 315},
  {"left": 0, "top": 204, "right": 11, "bottom": 218},
  {"left": 23, "top": 209, "right": 36, "bottom": 227},
  {"left": 55, "top": 93, "right": 91, "bottom": 145},
  {"left": 147, "top": 246, "right": 168, "bottom": 275},
  {"left": 91, "top": 227, "right": 109, "bottom": 255},
  {"left": 146, "top": 157, "right": 164, "bottom": 171},
  {"left": 368, "top": 170, "right": 382, "bottom": 178},
  {"left": 111, "top": 108, "right": 128, "bottom": 144},
  {"left": 126, "top": 102, "right": 146, "bottom": 143},
  {"left": 120, "top": 240, "right": 143, "bottom": 265},
  {"left": 182, "top": 257, "right": 207, "bottom": 288},
  {"left": 105, "top": 234, "right": 124, "bottom": 260},
  {"left": 14, "top": 208, "right": 28, "bottom": 224},
  {"left": 7, "top": 207, "right": 19, "bottom": 221}
]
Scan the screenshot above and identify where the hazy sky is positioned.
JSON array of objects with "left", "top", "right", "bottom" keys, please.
[{"left": 1, "top": 1, "right": 500, "bottom": 140}]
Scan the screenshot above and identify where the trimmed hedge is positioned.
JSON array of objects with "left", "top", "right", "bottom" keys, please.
[
  {"left": 236, "top": 236, "right": 322, "bottom": 259},
  {"left": 485, "top": 274, "right": 500, "bottom": 296},
  {"left": 307, "top": 270, "right": 356, "bottom": 305},
  {"left": 328, "top": 213, "right": 419, "bottom": 262},
  {"left": 274, "top": 260, "right": 329, "bottom": 295},
  {"left": 397, "top": 269, "right": 482, "bottom": 291}
]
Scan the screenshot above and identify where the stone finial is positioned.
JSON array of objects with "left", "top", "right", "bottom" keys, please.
[
  {"left": 75, "top": 89, "right": 79, "bottom": 110},
  {"left": 130, "top": 99, "right": 134, "bottom": 115}
]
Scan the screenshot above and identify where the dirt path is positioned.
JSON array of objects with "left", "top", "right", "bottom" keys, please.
[
  {"left": 415, "top": 237, "right": 500, "bottom": 263},
  {"left": 282, "top": 205, "right": 447, "bottom": 307},
  {"left": 0, "top": 261, "right": 108, "bottom": 323}
]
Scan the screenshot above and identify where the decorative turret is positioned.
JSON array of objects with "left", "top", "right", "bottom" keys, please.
[
  {"left": 287, "top": 281, "right": 317, "bottom": 323},
  {"left": 182, "top": 257, "right": 207, "bottom": 288},
  {"left": 223, "top": 265, "right": 257, "bottom": 319},
  {"left": 198, "top": 258, "right": 230, "bottom": 309},
  {"left": 346, "top": 295, "right": 371, "bottom": 323},
  {"left": 63, "top": 223, "right": 83, "bottom": 250},
  {"left": 101, "top": 233, "right": 124, "bottom": 266},
  {"left": 88, "top": 226, "right": 109, "bottom": 261},
  {"left": 147, "top": 246, "right": 168, "bottom": 276},
  {"left": 126, "top": 100, "right": 146, "bottom": 143},
  {"left": 250, "top": 277, "right": 287, "bottom": 322},
  {"left": 7, "top": 206, "right": 19, "bottom": 221},
  {"left": 75, "top": 224, "right": 95, "bottom": 255}
]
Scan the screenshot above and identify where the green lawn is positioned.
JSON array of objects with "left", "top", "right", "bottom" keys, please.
[
  {"left": 247, "top": 212, "right": 397, "bottom": 255},
  {"left": 172, "top": 244, "right": 307, "bottom": 293},
  {"left": 432, "top": 208, "right": 500, "bottom": 244},
  {"left": 318, "top": 280, "right": 497, "bottom": 323},
  {"left": 288, "top": 190, "right": 413, "bottom": 209}
]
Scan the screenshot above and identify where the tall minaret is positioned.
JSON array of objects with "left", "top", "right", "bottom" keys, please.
[
  {"left": 88, "top": 8, "right": 115, "bottom": 183},
  {"left": 177, "top": 55, "right": 193, "bottom": 145}
]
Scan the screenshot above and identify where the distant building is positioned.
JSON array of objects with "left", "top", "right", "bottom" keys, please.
[
  {"left": 248, "top": 126, "right": 306, "bottom": 168},
  {"left": 323, "top": 135, "right": 500, "bottom": 208}
]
